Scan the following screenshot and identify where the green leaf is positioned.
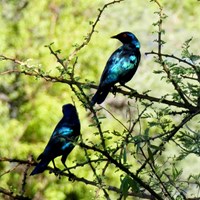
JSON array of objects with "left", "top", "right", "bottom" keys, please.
[
  {"left": 147, "top": 147, "right": 154, "bottom": 164},
  {"left": 123, "top": 146, "right": 127, "bottom": 164},
  {"left": 120, "top": 175, "right": 140, "bottom": 199},
  {"left": 120, "top": 176, "right": 129, "bottom": 199}
]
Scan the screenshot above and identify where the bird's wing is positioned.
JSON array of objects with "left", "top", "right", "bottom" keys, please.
[
  {"left": 52, "top": 127, "right": 73, "bottom": 137},
  {"left": 39, "top": 127, "right": 74, "bottom": 159},
  {"left": 100, "top": 49, "right": 138, "bottom": 86}
]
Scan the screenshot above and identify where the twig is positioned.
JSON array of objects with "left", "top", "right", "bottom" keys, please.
[
  {"left": 66, "top": 158, "right": 108, "bottom": 170},
  {"left": 150, "top": 0, "right": 194, "bottom": 110},
  {"left": 1, "top": 55, "right": 196, "bottom": 110},
  {"left": 81, "top": 137, "right": 110, "bottom": 200},
  {"left": 21, "top": 156, "right": 32, "bottom": 196},
  {"left": 66, "top": 0, "right": 125, "bottom": 65},
  {"left": 139, "top": 147, "right": 173, "bottom": 199},
  {"left": 46, "top": 44, "right": 66, "bottom": 70},
  {"left": 145, "top": 51, "right": 200, "bottom": 82},
  {"left": 0, "top": 187, "right": 31, "bottom": 200},
  {"left": 69, "top": 78, "right": 107, "bottom": 150},
  {"left": 163, "top": 172, "right": 187, "bottom": 199},
  {"left": 136, "top": 108, "right": 200, "bottom": 175},
  {"left": 68, "top": 58, "right": 109, "bottom": 197},
  {"left": 0, "top": 161, "right": 158, "bottom": 200},
  {"left": 100, "top": 105, "right": 129, "bottom": 132},
  {"left": 79, "top": 142, "right": 163, "bottom": 200}
]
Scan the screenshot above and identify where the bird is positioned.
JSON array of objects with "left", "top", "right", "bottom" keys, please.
[
  {"left": 30, "top": 104, "right": 81, "bottom": 176},
  {"left": 91, "top": 31, "right": 141, "bottom": 106}
]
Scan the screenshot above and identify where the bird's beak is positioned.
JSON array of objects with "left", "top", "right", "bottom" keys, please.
[{"left": 111, "top": 34, "right": 117, "bottom": 39}]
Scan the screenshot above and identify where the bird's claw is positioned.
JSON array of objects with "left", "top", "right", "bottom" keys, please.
[
  {"left": 111, "top": 85, "right": 118, "bottom": 96},
  {"left": 68, "top": 171, "right": 75, "bottom": 182},
  {"left": 49, "top": 167, "right": 62, "bottom": 178}
]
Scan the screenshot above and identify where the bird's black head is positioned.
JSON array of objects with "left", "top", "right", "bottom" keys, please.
[
  {"left": 62, "top": 104, "right": 77, "bottom": 116},
  {"left": 111, "top": 31, "right": 140, "bottom": 48}
]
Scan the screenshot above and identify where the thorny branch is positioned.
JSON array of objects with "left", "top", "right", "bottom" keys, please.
[
  {"left": 0, "top": 187, "right": 31, "bottom": 200},
  {"left": 151, "top": 0, "right": 194, "bottom": 110},
  {"left": 0, "top": 55, "right": 197, "bottom": 111},
  {"left": 1, "top": 0, "right": 200, "bottom": 199},
  {"left": 69, "top": 68, "right": 111, "bottom": 199},
  {"left": 139, "top": 147, "right": 173, "bottom": 199},
  {"left": 0, "top": 157, "right": 155, "bottom": 199},
  {"left": 46, "top": 43, "right": 66, "bottom": 70},
  {"left": 136, "top": 108, "right": 200, "bottom": 175},
  {"left": 66, "top": 0, "right": 125, "bottom": 66},
  {"left": 145, "top": 51, "right": 200, "bottom": 82},
  {"left": 79, "top": 143, "right": 163, "bottom": 200},
  {"left": 68, "top": 67, "right": 107, "bottom": 150}
]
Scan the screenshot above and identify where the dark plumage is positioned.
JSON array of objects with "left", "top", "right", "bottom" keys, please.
[
  {"left": 91, "top": 31, "right": 141, "bottom": 106},
  {"left": 30, "top": 104, "right": 80, "bottom": 175}
]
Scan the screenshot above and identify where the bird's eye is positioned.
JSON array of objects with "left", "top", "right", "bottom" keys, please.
[{"left": 122, "top": 33, "right": 127, "bottom": 38}]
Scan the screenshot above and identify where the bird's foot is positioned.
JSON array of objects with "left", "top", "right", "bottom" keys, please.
[
  {"left": 111, "top": 85, "right": 118, "bottom": 96},
  {"left": 68, "top": 171, "right": 75, "bottom": 182},
  {"left": 62, "top": 168, "right": 75, "bottom": 182},
  {"left": 49, "top": 167, "right": 62, "bottom": 178}
]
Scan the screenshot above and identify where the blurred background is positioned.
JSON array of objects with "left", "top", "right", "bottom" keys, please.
[{"left": 0, "top": 0, "right": 199, "bottom": 199}]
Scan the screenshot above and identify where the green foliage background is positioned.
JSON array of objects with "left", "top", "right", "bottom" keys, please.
[{"left": 0, "top": 0, "right": 199, "bottom": 199}]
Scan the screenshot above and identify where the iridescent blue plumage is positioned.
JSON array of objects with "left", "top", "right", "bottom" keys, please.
[
  {"left": 30, "top": 104, "right": 80, "bottom": 175},
  {"left": 91, "top": 32, "right": 141, "bottom": 105}
]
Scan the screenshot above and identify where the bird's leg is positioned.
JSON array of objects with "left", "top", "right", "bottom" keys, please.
[
  {"left": 63, "top": 163, "right": 72, "bottom": 175},
  {"left": 111, "top": 85, "right": 118, "bottom": 96},
  {"left": 50, "top": 160, "right": 62, "bottom": 177},
  {"left": 66, "top": 169, "right": 75, "bottom": 182},
  {"left": 52, "top": 159, "right": 59, "bottom": 170},
  {"left": 64, "top": 165, "right": 75, "bottom": 181},
  {"left": 61, "top": 157, "right": 75, "bottom": 181}
]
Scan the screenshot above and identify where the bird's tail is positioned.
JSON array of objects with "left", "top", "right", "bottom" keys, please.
[
  {"left": 30, "top": 158, "right": 50, "bottom": 176},
  {"left": 91, "top": 87, "right": 110, "bottom": 106}
]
